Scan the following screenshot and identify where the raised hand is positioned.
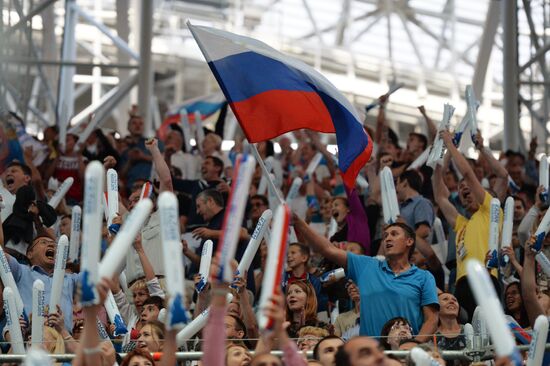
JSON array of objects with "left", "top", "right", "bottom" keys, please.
[
  {"left": 144, "top": 138, "right": 158, "bottom": 151},
  {"left": 103, "top": 156, "right": 117, "bottom": 169},
  {"left": 439, "top": 130, "right": 454, "bottom": 147},
  {"left": 47, "top": 305, "right": 65, "bottom": 333}
]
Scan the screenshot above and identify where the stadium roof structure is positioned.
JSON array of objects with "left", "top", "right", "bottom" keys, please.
[{"left": 1, "top": 0, "right": 549, "bottom": 152}]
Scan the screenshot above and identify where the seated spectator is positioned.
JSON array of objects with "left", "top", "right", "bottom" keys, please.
[
  {"left": 226, "top": 342, "right": 251, "bottom": 366},
  {"left": 250, "top": 354, "right": 282, "bottom": 366},
  {"left": 504, "top": 281, "right": 530, "bottom": 328},
  {"left": 225, "top": 314, "right": 247, "bottom": 341},
  {"left": 120, "top": 349, "right": 156, "bottom": 366},
  {"left": 334, "top": 281, "right": 360, "bottom": 340},
  {"left": 41, "top": 326, "right": 66, "bottom": 356},
  {"left": 408, "top": 344, "right": 446, "bottom": 366},
  {"left": 380, "top": 317, "right": 413, "bottom": 350},
  {"left": 334, "top": 336, "right": 397, "bottom": 366},
  {"left": 282, "top": 242, "right": 323, "bottom": 306},
  {"left": 140, "top": 296, "right": 164, "bottom": 324},
  {"left": 297, "top": 326, "right": 329, "bottom": 351},
  {"left": 312, "top": 335, "right": 344, "bottom": 366},
  {"left": 136, "top": 320, "right": 165, "bottom": 354},
  {"left": 435, "top": 292, "right": 466, "bottom": 351},
  {"left": 398, "top": 338, "right": 422, "bottom": 352},
  {"left": 203, "top": 255, "right": 306, "bottom": 366},
  {"left": 536, "top": 288, "right": 550, "bottom": 316},
  {"left": 285, "top": 281, "right": 326, "bottom": 339}
]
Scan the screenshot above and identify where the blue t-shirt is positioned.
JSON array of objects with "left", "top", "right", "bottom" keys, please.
[
  {"left": 346, "top": 252, "right": 439, "bottom": 337},
  {"left": 399, "top": 195, "right": 435, "bottom": 229}
]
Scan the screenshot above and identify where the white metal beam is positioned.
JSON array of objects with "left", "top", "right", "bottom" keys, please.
[
  {"left": 72, "top": 3, "right": 140, "bottom": 61},
  {"left": 57, "top": 0, "right": 78, "bottom": 146},
  {"left": 335, "top": 0, "right": 351, "bottom": 46},
  {"left": 299, "top": 8, "right": 381, "bottom": 40},
  {"left": 6, "top": 0, "right": 58, "bottom": 36},
  {"left": 11, "top": 0, "right": 57, "bottom": 117},
  {"left": 137, "top": 0, "right": 154, "bottom": 138},
  {"left": 471, "top": 0, "right": 501, "bottom": 101},
  {"left": 502, "top": 0, "right": 520, "bottom": 151},
  {"left": 351, "top": 13, "right": 383, "bottom": 43},
  {"left": 301, "top": 0, "right": 324, "bottom": 45}
]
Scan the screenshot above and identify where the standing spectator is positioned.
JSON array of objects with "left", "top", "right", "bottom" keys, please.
[
  {"left": 120, "top": 112, "right": 163, "bottom": 191},
  {"left": 46, "top": 133, "right": 85, "bottom": 204},
  {"left": 433, "top": 130, "right": 501, "bottom": 320},
  {"left": 334, "top": 281, "right": 360, "bottom": 340},
  {"left": 81, "top": 129, "right": 120, "bottom": 168},
  {"left": 330, "top": 182, "right": 371, "bottom": 254},
  {"left": 295, "top": 217, "right": 439, "bottom": 340},
  {"left": 202, "top": 132, "right": 233, "bottom": 178},
  {"left": 124, "top": 138, "right": 172, "bottom": 285},
  {"left": 247, "top": 194, "right": 269, "bottom": 235},
  {"left": 282, "top": 242, "right": 323, "bottom": 304},
  {"left": 173, "top": 155, "right": 226, "bottom": 229},
  {"left": 1, "top": 232, "right": 80, "bottom": 331},
  {"left": 164, "top": 125, "right": 200, "bottom": 180},
  {"left": 395, "top": 170, "right": 442, "bottom": 288},
  {"left": 2, "top": 184, "right": 56, "bottom": 260}
]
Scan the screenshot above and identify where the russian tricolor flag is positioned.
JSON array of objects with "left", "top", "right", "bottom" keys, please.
[{"left": 188, "top": 23, "right": 373, "bottom": 188}]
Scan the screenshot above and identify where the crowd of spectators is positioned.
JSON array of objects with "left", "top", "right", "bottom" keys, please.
[{"left": 0, "top": 92, "right": 548, "bottom": 366}]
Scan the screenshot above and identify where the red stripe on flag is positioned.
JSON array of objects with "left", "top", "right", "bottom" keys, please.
[
  {"left": 230, "top": 90, "right": 335, "bottom": 143},
  {"left": 341, "top": 136, "right": 373, "bottom": 189}
]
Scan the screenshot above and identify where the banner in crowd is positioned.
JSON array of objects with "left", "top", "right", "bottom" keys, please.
[{"left": 158, "top": 93, "right": 226, "bottom": 140}]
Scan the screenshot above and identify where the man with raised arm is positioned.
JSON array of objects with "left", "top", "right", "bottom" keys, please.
[
  {"left": 433, "top": 130, "right": 500, "bottom": 320},
  {"left": 294, "top": 217, "right": 438, "bottom": 341}
]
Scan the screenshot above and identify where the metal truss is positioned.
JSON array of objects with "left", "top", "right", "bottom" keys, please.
[
  {"left": 0, "top": 0, "right": 544, "bottom": 154},
  {"left": 0, "top": 0, "right": 144, "bottom": 141},
  {"left": 150, "top": 0, "right": 512, "bottom": 149},
  {"left": 517, "top": 0, "right": 550, "bottom": 153}
]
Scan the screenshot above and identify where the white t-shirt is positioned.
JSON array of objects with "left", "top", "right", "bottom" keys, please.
[{"left": 171, "top": 151, "right": 201, "bottom": 180}]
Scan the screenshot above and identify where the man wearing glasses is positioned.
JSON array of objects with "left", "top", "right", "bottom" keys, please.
[{"left": 2, "top": 233, "right": 80, "bottom": 332}]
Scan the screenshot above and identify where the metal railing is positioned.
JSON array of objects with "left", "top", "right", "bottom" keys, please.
[{"left": 0, "top": 344, "right": 545, "bottom": 363}]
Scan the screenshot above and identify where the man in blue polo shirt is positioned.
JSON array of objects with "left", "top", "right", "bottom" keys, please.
[{"left": 294, "top": 218, "right": 439, "bottom": 341}]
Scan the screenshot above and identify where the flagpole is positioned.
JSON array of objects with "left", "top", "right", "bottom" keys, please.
[{"left": 249, "top": 143, "right": 285, "bottom": 204}]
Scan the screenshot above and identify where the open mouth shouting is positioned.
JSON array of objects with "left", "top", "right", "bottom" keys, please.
[
  {"left": 45, "top": 247, "right": 56, "bottom": 261},
  {"left": 5, "top": 176, "right": 15, "bottom": 190}
]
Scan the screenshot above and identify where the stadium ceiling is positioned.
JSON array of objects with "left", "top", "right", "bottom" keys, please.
[{"left": 1, "top": 1, "right": 549, "bottom": 152}]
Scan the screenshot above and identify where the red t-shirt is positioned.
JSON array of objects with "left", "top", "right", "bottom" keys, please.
[{"left": 54, "top": 156, "right": 82, "bottom": 202}]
